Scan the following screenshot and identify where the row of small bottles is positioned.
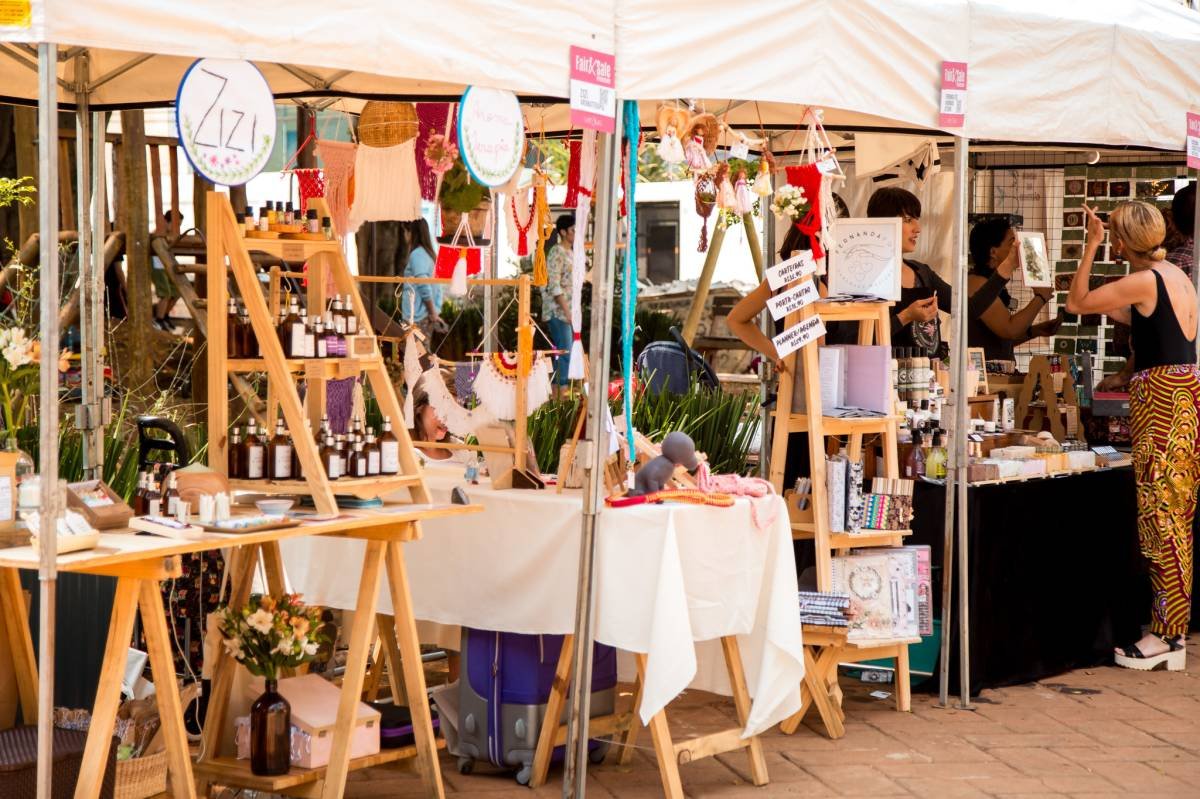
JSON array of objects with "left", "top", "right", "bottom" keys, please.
[
  {"left": 903, "top": 423, "right": 948, "bottom": 480},
  {"left": 227, "top": 415, "right": 401, "bottom": 481},
  {"left": 238, "top": 202, "right": 333, "bottom": 238},
  {"left": 132, "top": 467, "right": 182, "bottom": 516},
  {"left": 227, "top": 294, "right": 361, "bottom": 359}
]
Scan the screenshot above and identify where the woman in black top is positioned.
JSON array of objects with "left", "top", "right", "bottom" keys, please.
[
  {"left": 966, "top": 218, "right": 1062, "bottom": 361},
  {"left": 865, "top": 188, "right": 1008, "bottom": 358},
  {"left": 1067, "top": 200, "right": 1199, "bottom": 671}
]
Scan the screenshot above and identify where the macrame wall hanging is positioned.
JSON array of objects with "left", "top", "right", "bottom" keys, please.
[
  {"left": 315, "top": 139, "right": 356, "bottom": 237},
  {"left": 694, "top": 171, "right": 716, "bottom": 252},
  {"left": 508, "top": 183, "right": 534, "bottom": 258},
  {"left": 415, "top": 102, "right": 451, "bottom": 201},
  {"left": 420, "top": 363, "right": 494, "bottom": 437},
  {"left": 472, "top": 352, "right": 553, "bottom": 420},
  {"left": 402, "top": 331, "right": 426, "bottom": 429},
  {"left": 325, "top": 376, "right": 363, "bottom": 435},
  {"left": 346, "top": 140, "right": 423, "bottom": 234},
  {"left": 567, "top": 129, "right": 597, "bottom": 380},
  {"left": 294, "top": 168, "right": 325, "bottom": 215}
]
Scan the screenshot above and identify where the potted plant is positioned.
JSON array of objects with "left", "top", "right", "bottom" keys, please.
[
  {"left": 437, "top": 158, "right": 491, "bottom": 243},
  {"left": 217, "top": 593, "right": 326, "bottom": 776}
]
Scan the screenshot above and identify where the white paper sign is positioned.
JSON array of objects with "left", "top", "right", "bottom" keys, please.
[
  {"left": 767, "top": 279, "right": 819, "bottom": 321},
  {"left": 458, "top": 86, "right": 526, "bottom": 187},
  {"left": 730, "top": 141, "right": 750, "bottom": 160},
  {"left": 176, "top": 58, "right": 277, "bottom": 186},
  {"left": 773, "top": 315, "right": 826, "bottom": 359},
  {"left": 766, "top": 250, "right": 817, "bottom": 290}
]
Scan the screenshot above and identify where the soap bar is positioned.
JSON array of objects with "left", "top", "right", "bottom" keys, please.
[{"left": 1067, "top": 450, "right": 1097, "bottom": 470}]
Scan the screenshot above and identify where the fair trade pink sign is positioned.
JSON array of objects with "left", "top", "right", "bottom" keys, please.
[
  {"left": 940, "top": 61, "right": 967, "bottom": 129},
  {"left": 1187, "top": 112, "right": 1200, "bottom": 169},
  {"left": 570, "top": 46, "right": 616, "bottom": 133}
]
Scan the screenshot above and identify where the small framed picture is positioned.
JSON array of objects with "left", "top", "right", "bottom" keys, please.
[
  {"left": 967, "top": 347, "right": 989, "bottom": 394},
  {"left": 1016, "top": 231, "right": 1052, "bottom": 288},
  {"left": 826, "top": 218, "right": 903, "bottom": 301}
]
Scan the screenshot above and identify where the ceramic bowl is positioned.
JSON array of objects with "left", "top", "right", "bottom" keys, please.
[{"left": 255, "top": 499, "right": 294, "bottom": 516}]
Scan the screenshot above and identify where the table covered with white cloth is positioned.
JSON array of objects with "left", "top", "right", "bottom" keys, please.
[{"left": 281, "top": 467, "right": 804, "bottom": 735}]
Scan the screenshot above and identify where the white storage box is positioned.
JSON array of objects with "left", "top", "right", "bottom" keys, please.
[{"left": 235, "top": 674, "right": 380, "bottom": 768}]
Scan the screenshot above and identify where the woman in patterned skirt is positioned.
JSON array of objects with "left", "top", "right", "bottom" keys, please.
[{"left": 1066, "top": 200, "right": 1198, "bottom": 671}]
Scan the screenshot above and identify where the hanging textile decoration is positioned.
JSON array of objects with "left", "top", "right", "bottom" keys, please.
[
  {"left": 564, "top": 138, "right": 583, "bottom": 207},
  {"left": 421, "top": 364, "right": 494, "bottom": 437},
  {"left": 415, "top": 103, "right": 452, "bottom": 200},
  {"left": 752, "top": 157, "right": 774, "bottom": 198},
  {"left": 733, "top": 170, "right": 755, "bottom": 216},
  {"left": 694, "top": 171, "right": 716, "bottom": 252},
  {"left": 435, "top": 212, "right": 489, "bottom": 297},
  {"left": 346, "top": 140, "right": 423, "bottom": 234},
  {"left": 785, "top": 163, "right": 827, "bottom": 260},
  {"left": 509, "top": 185, "right": 534, "bottom": 258},
  {"left": 294, "top": 168, "right": 325, "bottom": 215},
  {"left": 568, "top": 129, "right": 597, "bottom": 380},
  {"left": 472, "top": 352, "right": 553, "bottom": 420},
  {"left": 403, "top": 332, "right": 427, "bottom": 429},
  {"left": 621, "top": 101, "right": 641, "bottom": 458},
  {"left": 454, "top": 362, "right": 480, "bottom": 404},
  {"left": 315, "top": 139, "right": 357, "bottom": 238},
  {"left": 325, "top": 376, "right": 357, "bottom": 434},
  {"left": 531, "top": 170, "right": 552, "bottom": 286}
]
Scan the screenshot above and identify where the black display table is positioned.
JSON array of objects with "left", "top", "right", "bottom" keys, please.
[{"left": 910, "top": 467, "right": 1145, "bottom": 696}]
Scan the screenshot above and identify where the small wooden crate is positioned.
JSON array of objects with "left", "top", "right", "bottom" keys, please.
[
  {"left": 114, "top": 750, "right": 167, "bottom": 799},
  {"left": 66, "top": 480, "right": 134, "bottom": 529}
]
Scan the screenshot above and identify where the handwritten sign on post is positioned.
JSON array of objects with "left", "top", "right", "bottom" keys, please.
[
  {"left": 766, "top": 250, "right": 817, "bottom": 290},
  {"left": 939, "top": 61, "right": 968, "bottom": 129},
  {"left": 458, "top": 86, "right": 526, "bottom": 188},
  {"left": 569, "top": 46, "right": 617, "bottom": 133},
  {"left": 176, "top": 58, "right": 277, "bottom": 186},
  {"left": 773, "top": 315, "right": 827, "bottom": 359},
  {"left": 767, "top": 279, "right": 820, "bottom": 321}
]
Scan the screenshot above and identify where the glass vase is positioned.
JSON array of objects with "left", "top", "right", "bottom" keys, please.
[{"left": 250, "top": 678, "right": 291, "bottom": 776}]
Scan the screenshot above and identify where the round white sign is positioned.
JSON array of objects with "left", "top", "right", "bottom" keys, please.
[
  {"left": 457, "top": 86, "right": 525, "bottom": 188},
  {"left": 175, "top": 58, "right": 277, "bottom": 186}
]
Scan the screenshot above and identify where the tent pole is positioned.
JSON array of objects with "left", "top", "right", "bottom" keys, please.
[
  {"left": 954, "top": 136, "right": 972, "bottom": 709},
  {"left": 758, "top": 206, "right": 776, "bottom": 478},
  {"left": 36, "top": 41, "right": 61, "bottom": 799},
  {"left": 938, "top": 135, "right": 970, "bottom": 707},
  {"left": 562, "top": 106, "right": 622, "bottom": 799},
  {"left": 75, "top": 52, "right": 103, "bottom": 480}
]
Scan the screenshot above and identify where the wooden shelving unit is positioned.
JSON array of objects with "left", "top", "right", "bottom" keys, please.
[
  {"left": 768, "top": 297, "right": 917, "bottom": 716},
  {"left": 206, "top": 192, "right": 431, "bottom": 514}
]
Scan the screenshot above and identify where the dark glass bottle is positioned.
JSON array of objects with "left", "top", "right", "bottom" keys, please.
[
  {"left": 249, "top": 679, "right": 291, "bottom": 776},
  {"left": 228, "top": 427, "right": 244, "bottom": 480},
  {"left": 227, "top": 298, "right": 242, "bottom": 358},
  {"left": 321, "top": 434, "right": 341, "bottom": 480},
  {"left": 365, "top": 431, "right": 381, "bottom": 476},
  {"left": 239, "top": 303, "right": 259, "bottom": 358},
  {"left": 269, "top": 419, "right": 293, "bottom": 480},
  {"left": 244, "top": 422, "right": 266, "bottom": 480},
  {"left": 132, "top": 472, "right": 149, "bottom": 515},
  {"left": 351, "top": 441, "right": 368, "bottom": 478},
  {"left": 379, "top": 416, "right": 400, "bottom": 475}
]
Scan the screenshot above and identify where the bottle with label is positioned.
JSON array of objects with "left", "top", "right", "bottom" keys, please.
[
  {"left": 306, "top": 208, "right": 319, "bottom": 234},
  {"left": 266, "top": 201, "right": 277, "bottom": 226},
  {"left": 379, "top": 416, "right": 400, "bottom": 474},
  {"left": 344, "top": 294, "right": 358, "bottom": 335},
  {"left": 331, "top": 296, "right": 347, "bottom": 335},
  {"left": 319, "top": 414, "right": 331, "bottom": 438},
  {"left": 298, "top": 310, "right": 313, "bottom": 358},
  {"left": 365, "top": 431, "right": 381, "bottom": 475},
  {"left": 227, "top": 298, "right": 242, "bottom": 357},
  {"left": 244, "top": 206, "right": 255, "bottom": 236},
  {"left": 145, "top": 472, "right": 162, "bottom": 515},
  {"left": 284, "top": 201, "right": 295, "bottom": 226},
  {"left": 315, "top": 319, "right": 328, "bottom": 358},
  {"left": 351, "top": 441, "right": 368, "bottom": 477},
  {"left": 239, "top": 303, "right": 258, "bottom": 358},
  {"left": 904, "top": 429, "right": 926, "bottom": 479},
  {"left": 283, "top": 298, "right": 305, "bottom": 359},
  {"left": 269, "top": 419, "right": 294, "bottom": 480},
  {"left": 228, "top": 427, "right": 244, "bottom": 479},
  {"left": 320, "top": 434, "right": 341, "bottom": 480},
  {"left": 335, "top": 434, "right": 349, "bottom": 469},
  {"left": 258, "top": 206, "right": 271, "bottom": 232},
  {"left": 244, "top": 422, "right": 266, "bottom": 480},
  {"left": 164, "top": 471, "right": 181, "bottom": 517},
  {"left": 926, "top": 430, "right": 948, "bottom": 479},
  {"left": 132, "top": 472, "right": 149, "bottom": 515}
]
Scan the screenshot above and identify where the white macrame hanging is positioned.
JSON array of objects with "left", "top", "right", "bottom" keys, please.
[
  {"left": 420, "top": 363, "right": 494, "bottom": 437},
  {"left": 568, "top": 129, "right": 597, "bottom": 380},
  {"left": 472, "top": 354, "right": 554, "bottom": 421},
  {"left": 402, "top": 331, "right": 426, "bottom": 429}
]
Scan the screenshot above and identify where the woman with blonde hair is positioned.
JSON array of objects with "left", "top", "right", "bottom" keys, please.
[{"left": 1066, "top": 200, "right": 1199, "bottom": 670}]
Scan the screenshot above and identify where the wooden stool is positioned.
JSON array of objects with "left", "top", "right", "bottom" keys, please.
[{"left": 780, "top": 625, "right": 847, "bottom": 739}]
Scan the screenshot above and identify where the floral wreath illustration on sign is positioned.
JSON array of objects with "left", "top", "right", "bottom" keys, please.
[{"left": 176, "top": 58, "right": 278, "bottom": 187}]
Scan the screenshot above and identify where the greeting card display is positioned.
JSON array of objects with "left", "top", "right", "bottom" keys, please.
[
  {"left": 826, "top": 218, "right": 903, "bottom": 300},
  {"left": 1016, "top": 231, "right": 1052, "bottom": 288}
]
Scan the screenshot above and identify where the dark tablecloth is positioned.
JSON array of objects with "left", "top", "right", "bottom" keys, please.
[{"left": 910, "top": 467, "right": 1146, "bottom": 696}]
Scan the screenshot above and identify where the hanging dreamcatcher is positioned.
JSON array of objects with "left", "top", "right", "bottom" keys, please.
[{"left": 472, "top": 352, "right": 553, "bottom": 421}]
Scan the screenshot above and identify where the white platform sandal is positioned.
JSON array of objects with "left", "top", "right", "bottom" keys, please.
[{"left": 1114, "top": 634, "right": 1186, "bottom": 671}]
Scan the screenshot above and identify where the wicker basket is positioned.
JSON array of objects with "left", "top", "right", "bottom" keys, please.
[
  {"left": 357, "top": 101, "right": 418, "bottom": 147},
  {"left": 114, "top": 750, "right": 167, "bottom": 799}
]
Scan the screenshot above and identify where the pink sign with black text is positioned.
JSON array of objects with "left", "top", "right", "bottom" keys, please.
[
  {"left": 939, "top": 61, "right": 968, "bottom": 129},
  {"left": 1187, "top": 112, "right": 1200, "bottom": 169},
  {"left": 569, "top": 46, "right": 616, "bottom": 133}
]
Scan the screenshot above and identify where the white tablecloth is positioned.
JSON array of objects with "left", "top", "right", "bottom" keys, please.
[{"left": 281, "top": 468, "right": 804, "bottom": 735}]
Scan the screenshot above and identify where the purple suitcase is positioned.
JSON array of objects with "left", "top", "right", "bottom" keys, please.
[{"left": 456, "top": 628, "right": 617, "bottom": 784}]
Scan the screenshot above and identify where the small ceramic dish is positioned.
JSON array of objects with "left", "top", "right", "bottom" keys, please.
[{"left": 255, "top": 499, "right": 295, "bottom": 516}]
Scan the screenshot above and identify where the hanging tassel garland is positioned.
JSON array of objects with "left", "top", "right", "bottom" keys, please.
[
  {"left": 785, "top": 163, "right": 826, "bottom": 259},
  {"left": 568, "top": 129, "right": 597, "bottom": 381},
  {"left": 621, "top": 101, "right": 640, "bottom": 458},
  {"left": 472, "top": 353, "right": 553, "bottom": 420},
  {"left": 532, "top": 172, "right": 551, "bottom": 286},
  {"left": 564, "top": 138, "right": 582, "bottom": 207},
  {"left": 449, "top": 249, "right": 469, "bottom": 297}
]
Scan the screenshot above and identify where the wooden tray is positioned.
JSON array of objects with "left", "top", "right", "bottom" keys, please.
[
  {"left": 246, "top": 230, "right": 281, "bottom": 240},
  {"left": 32, "top": 531, "right": 101, "bottom": 554},
  {"left": 270, "top": 224, "right": 305, "bottom": 234},
  {"left": 281, "top": 231, "right": 327, "bottom": 241},
  {"left": 196, "top": 516, "right": 301, "bottom": 535}
]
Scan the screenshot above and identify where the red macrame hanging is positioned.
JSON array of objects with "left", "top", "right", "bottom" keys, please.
[
  {"left": 294, "top": 168, "right": 325, "bottom": 215},
  {"left": 785, "top": 163, "right": 826, "bottom": 259},
  {"left": 694, "top": 172, "right": 716, "bottom": 252},
  {"left": 564, "top": 139, "right": 582, "bottom": 207}
]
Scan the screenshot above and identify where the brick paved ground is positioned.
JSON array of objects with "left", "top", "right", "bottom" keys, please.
[{"left": 347, "top": 639, "right": 1200, "bottom": 798}]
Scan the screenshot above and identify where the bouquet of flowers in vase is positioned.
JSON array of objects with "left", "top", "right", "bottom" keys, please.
[
  {"left": 216, "top": 593, "right": 326, "bottom": 680},
  {"left": 770, "top": 184, "right": 809, "bottom": 223}
]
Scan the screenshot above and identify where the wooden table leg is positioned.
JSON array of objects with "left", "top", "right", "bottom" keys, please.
[
  {"left": 529, "top": 634, "right": 574, "bottom": 789},
  {"left": 894, "top": 645, "right": 912, "bottom": 712},
  {"left": 616, "top": 672, "right": 643, "bottom": 766},
  {"left": 74, "top": 577, "right": 141, "bottom": 799},
  {"left": 138, "top": 580, "right": 198, "bottom": 799},
  {"left": 197, "top": 544, "right": 259, "bottom": 774},
  {"left": 382, "top": 538, "right": 445, "bottom": 799},
  {"left": 261, "top": 540, "right": 288, "bottom": 597},
  {"left": 322, "top": 539, "right": 388, "bottom": 799},
  {"left": 782, "top": 643, "right": 845, "bottom": 738},
  {"left": 719, "top": 637, "right": 769, "bottom": 786},
  {"left": 635, "top": 654, "right": 684, "bottom": 799},
  {"left": 0, "top": 567, "right": 37, "bottom": 726},
  {"left": 375, "top": 614, "right": 407, "bottom": 706}
]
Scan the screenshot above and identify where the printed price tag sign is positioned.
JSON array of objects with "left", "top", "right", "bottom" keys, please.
[
  {"left": 939, "top": 61, "right": 968, "bottom": 129},
  {"left": 766, "top": 250, "right": 817, "bottom": 290},
  {"left": 570, "top": 46, "right": 616, "bottom": 133},
  {"left": 773, "top": 315, "right": 826, "bottom": 359},
  {"left": 767, "top": 279, "right": 819, "bottom": 321},
  {"left": 1188, "top": 112, "right": 1200, "bottom": 169}
]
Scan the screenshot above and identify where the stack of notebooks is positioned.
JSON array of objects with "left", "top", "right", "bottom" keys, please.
[
  {"left": 798, "top": 591, "right": 852, "bottom": 628},
  {"left": 830, "top": 545, "right": 933, "bottom": 643}
]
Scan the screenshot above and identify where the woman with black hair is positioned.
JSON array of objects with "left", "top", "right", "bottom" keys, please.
[
  {"left": 966, "top": 217, "right": 1062, "bottom": 360},
  {"left": 542, "top": 213, "right": 576, "bottom": 396}
]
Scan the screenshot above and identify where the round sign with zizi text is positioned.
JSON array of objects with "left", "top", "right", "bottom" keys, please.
[
  {"left": 457, "top": 86, "right": 525, "bottom": 188},
  {"left": 175, "top": 58, "right": 277, "bottom": 186}
]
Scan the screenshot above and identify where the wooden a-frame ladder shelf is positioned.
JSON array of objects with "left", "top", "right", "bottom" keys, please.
[
  {"left": 768, "top": 298, "right": 918, "bottom": 727},
  {"left": 206, "top": 192, "right": 430, "bottom": 514}
]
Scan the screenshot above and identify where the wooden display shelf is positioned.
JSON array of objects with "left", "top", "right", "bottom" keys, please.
[
  {"left": 777, "top": 414, "right": 901, "bottom": 436},
  {"left": 227, "top": 356, "right": 379, "bottom": 372},
  {"left": 238, "top": 234, "right": 341, "bottom": 261},
  {"left": 811, "top": 299, "right": 892, "bottom": 322},
  {"left": 790, "top": 523, "right": 911, "bottom": 548},
  {"left": 229, "top": 475, "right": 422, "bottom": 498},
  {"left": 194, "top": 740, "right": 443, "bottom": 795}
]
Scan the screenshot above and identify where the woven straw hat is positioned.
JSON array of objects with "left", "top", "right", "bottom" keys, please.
[{"left": 357, "top": 101, "right": 418, "bottom": 147}]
